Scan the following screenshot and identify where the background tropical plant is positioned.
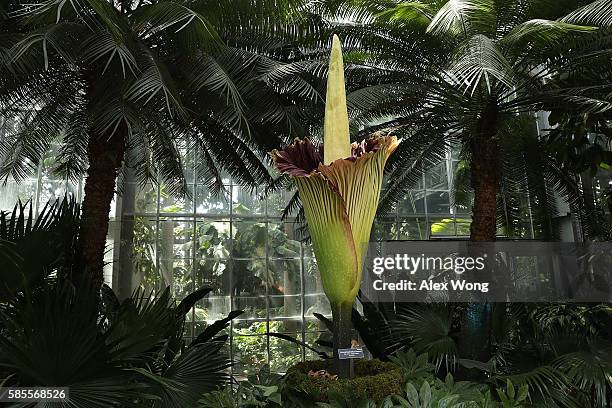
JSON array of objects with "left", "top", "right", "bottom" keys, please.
[
  {"left": 294, "top": 0, "right": 612, "bottom": 366},
  {"left": 0, "top": 198, "right": 79, "bottom": 301},
  {"left": 199, "top": 352, "right": 533, "bottom": 407},
  {"left": 284, "top": 295, "right": 611, "bottom": 408},
  {"left": 367, "top": 302, "right": 612, "bottom": 407},
  {"left": 0, "top": 199, "right": 243, "bottom": 406},
  {"left": 0, "top": 0, "right": 320, "bottom": 287}
]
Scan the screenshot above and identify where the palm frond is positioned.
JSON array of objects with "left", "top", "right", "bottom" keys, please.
[
  {"left": 448, "top": 34, "right": 514, "bottom": 94},
  {"left": 194, "top": 118, "right": 273, "bottom": 188},
  {"left": 189, "top": 51, "right": 253, "bottom": 130},
  {"left": 134, "top": 1, "right": 222, "bottom": 51},
  {"left": 81, "top": 29, "right": 139, "bottom": 78},
  {"left": 378, "top": 127, "right": 451, "bottom": 215},
  {"left": 498, "top": 366, "right": 575, "bottom": 407},
  {"left": 151, "top": 342, "right": 230, "bottom": 408},
  {"left": 8, "top": 22, "right": 81, "bottom": 69},
  {"left": 125, "top": 52, "right": 187, "bottom": 119},
  {"left": 389, "top": 304, "right": 458, "bottom": 371},
  {"left": 502, "top": 19, "right": 598, "bottom": 51},
  {"left": 561, "top": 0, "right": 612, "bottom": 27},
  {"left": 375, "top": 1, "right": 434, "bottom": 28},
  {"left": 54, "top": 109, "right": 90, "bottom": 181},
  {"left": 553, "top": 340, "right": 612, "bottom": 407},
  {"left": 427, "top": 0, "right": 495, "bottom": 37}
]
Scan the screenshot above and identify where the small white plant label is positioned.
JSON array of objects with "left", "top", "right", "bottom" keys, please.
[{"left": 338, "top": 348, "right": 364, "bottom": 359}]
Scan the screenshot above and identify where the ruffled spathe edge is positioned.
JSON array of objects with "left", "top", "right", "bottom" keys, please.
[{"left": 270, "top": 136, "right": 400, "bottom": 178}]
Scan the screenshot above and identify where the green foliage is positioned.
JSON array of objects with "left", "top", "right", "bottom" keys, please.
[
  {"left": 207, "top": 364, "right": 533, "bottom": 408},
  {"left": 389, "top": 350, "right": 436, "bottom": 382},
  {"left": 132, "top": 198, "right": 303, "bottom": 301},
  {"left": 0, "top": 198, "right": 79, "bottom": 301},
  {"left": 496, "top": 380, "right": 529, "bottom": 408},
  {"left": 390, "top": 305, "right": 459, "bottom": 371},
  {"left": 284, "top": 359, "right": 403, "bottom": 402},
  {"left": 346, "top": 300, "right": 612, "bottom": 408},
  {"left": 233, "top": 320, "right": 304, "bottom": 375},
  {"left": 0, "top": 0, "right": 319, "bottom": 192},
  {"left": 199, "top": 365, "right": 284, "bottom": 408},
  {"left": 0, "top": 281, "right": 239, "bottom": 406},
  {"left": 326, "top": 0, "right": 612, "bottom": 242},
  {"left": 0, "top": 197, "right": 242, "bottom": 406}
]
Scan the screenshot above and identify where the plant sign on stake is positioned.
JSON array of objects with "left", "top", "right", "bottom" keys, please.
[{"left": 271, "top": 35, "right": 399, "bottom": 378}]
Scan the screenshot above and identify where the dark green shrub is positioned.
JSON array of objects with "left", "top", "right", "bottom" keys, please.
[{"left": 284, "top": 359, "right": 402, "bottom": 402}]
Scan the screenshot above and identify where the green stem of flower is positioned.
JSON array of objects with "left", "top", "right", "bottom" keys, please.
[{"left": 332, "top": 301, "right": 354, "bottom": 378}]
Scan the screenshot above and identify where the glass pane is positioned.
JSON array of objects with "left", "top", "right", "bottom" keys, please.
[
  {"left": 196, "top": 184, "right": 231, "bottom": 215},
  {"left": 304, "top": 330, "right": 330, "bottom": 360},
  {"left": 132, "top": 217, "right": 158, "bottom": 292},
  {"left": 38, "top": 178, "right": 67, "bottom": 206},
  {"left": 398, "top": 217, "right": 428, "bottom": 240},
  {"left": 195, "top": 220, "right": 230, "bottom": 259},
  {"left": 157, "top": 218, "right": 194, "bottom": 259},
  {"left": 425, "top": 161, "right": 449, "bottom": 189},
  {"left": 159, "top": 185, "right": 192, "bottom": 214},
  {"left": 266, "top": 188, "right": 295, "bottom": 218},
  {"left": 193, "top": 296, "right": 232, "bottom": 329},
  {"left": 456, "top": 217, "right": 471, "bottom": 236},
  {"left": 302, "top": 243, "right": 315, "bottom": 259},
  {"left": 234, "top": 295, "right": 267, "bottom": 319},
  {"left": 156, "top": 258, "right": 193, "bottom": 299},
  {"left": 426, "top": 191, "right": 451, "bottom": 214},
  {"left": 372, "top": 219, "right": 397, "bottom": 241},
  {"left": 0, "top": 180, "right": 37, "bottom": 212},
  {"left": 195, "top": 258, "right": 229, "bottom": 292},
  {"left": 233, "top": 185, "right": 265, "bottom": 215},
  {"left": 268, "top": 329, "right": 302, "bottom": 373},
  {"left": 303, "top": 258, "right": 331, "bottom": 317},
  {"left": 398, "top": 190, "right": 426, "bottom": 215},
  {"left": 267, "top": 222, "right": 301, "bottom": 259},
  {"left": 231, "top": 258, "right": 268, "bottom": 299},
  {"left": 268, "top": 259, "right": 301, "bottom": 319},
  {"left": 430, "top": 217, "right": 456, "bottom": 236},
  {"left": 134, "top": 183, "right": 158, "bottom": 214},
  {"left": 232, "top": 220, "right": 267, "bottom": 258},
  {"left": 268, "top": 319, "right": 302, "bottom": 335},
  {"left": 232, "top": 332, "right": 268, "bottom": 377}
]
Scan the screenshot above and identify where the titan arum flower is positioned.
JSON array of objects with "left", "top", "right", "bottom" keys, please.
[{"left": 271, "top": 35, "right": 399, "bottom": 377}]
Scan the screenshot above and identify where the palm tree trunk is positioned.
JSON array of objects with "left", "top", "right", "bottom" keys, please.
[
  {"left": 470, "top": 135, "right": 500, "bottom": 242},
  {"left": 458, "top": 109, "right": 500, "bottom": 375},
  {"left": 77, "top": 135, "right": 126, "bottom": 288}
]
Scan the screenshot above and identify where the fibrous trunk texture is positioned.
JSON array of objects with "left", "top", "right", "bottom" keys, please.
[
  {"left": 77, "top": 135, "right": 125, "bottom": 289},
  {"left": 469, "top": 134, "right": 500, "bottom": 242},
  {"left": 460, "top": 108, "right": 499, "bottom": 374}
]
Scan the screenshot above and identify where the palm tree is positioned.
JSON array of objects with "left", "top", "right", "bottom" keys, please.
[
  {"left": 300, "top": 0, "right": 612, "bottom": 367},
  {"left": 0, "top": 0, "right": 316, "bottom": 287},
  {"left": 324, "top": 0, "right": 611, "bottom": 241}
]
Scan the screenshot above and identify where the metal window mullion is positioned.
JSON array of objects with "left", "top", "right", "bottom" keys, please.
[
  {"left": 446, "top": 150, "right": 458, "bottom": 236},
  {"left": 190, "top": 160, "right": 197, "bottom": 340},
  {"left": 154, "top": 174, "right": 162, "bottom": 293},
  {"left": 423, "top": 163, "right": 430, "bottom": 239},
  {"left": 260, "top": 185, "right": 271, "bottom": 369},
  {"left": 228, "top": 179, "right": 235, "bottom": 378},
  {"left": 300, "top": 238, "right": 306, "bottom": 362},
  {"left": 264, "top": 207, "right": 271, "bottom": 368},
  {"left": 34, "top": 162, "right": 43, "bottom": 216}
]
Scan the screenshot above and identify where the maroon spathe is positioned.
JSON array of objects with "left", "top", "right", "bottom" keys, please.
[{"left": 272, "top": 137, "right": 384, "bottom": 177}]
